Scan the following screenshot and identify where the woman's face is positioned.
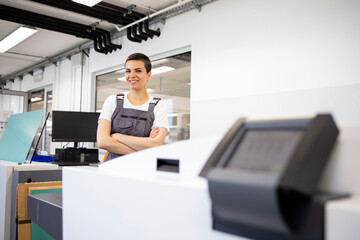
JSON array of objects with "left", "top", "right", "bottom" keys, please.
[{"left": 125, "top": 60, "right": 151, "bottom": 91}]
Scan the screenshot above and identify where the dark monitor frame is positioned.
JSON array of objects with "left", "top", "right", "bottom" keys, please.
[
  {"left": 51, "top": 110, "right": 100, "bottom": 148},
  {"left": 203, "top": 114, "right": 341, "bottom": 240},
  {"left": 200, "top": 114, "right": 339, "bottom": 196}
]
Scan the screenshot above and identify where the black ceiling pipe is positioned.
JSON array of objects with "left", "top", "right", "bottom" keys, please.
[
  {"left": 92, "top": 37, "right": 109, "bottom": 54},
  {"left": 97, "top": 2, "right": 145, "bottom": 21},
  {"left": 93, "top": 34, "right": 113, "bottom": 53},
  {"left": 88, "top": 28, "right": 116, "bottom": 53},
  {"left": 131, "top": 24, "right": 147, "bottom": 41},
  {"left": 127, "top": 27, "right": 141, "bottom": 43},
  {"left": 0, "top": 4, "right": 117, "bottom": 54},
  {"left": 138, "top": 22, "right": 153, "bottom": 39},
  {"left": 29, "top": 0, "right": 141, "bottom": 25},
  {"left": 0, "top": 6, "right": 91, "bottom": 38},
  {"left": 144, "top": 20, "right": 161, "bottom": 37},
  {"left": 95, "top": 28, "right": 122, "bottom": 50},
  {"left": 95, "top": 4, "right": 143, "bottom": 23},
  {"left": 0, "top": 7, "right": 110, "bottom": 54}
]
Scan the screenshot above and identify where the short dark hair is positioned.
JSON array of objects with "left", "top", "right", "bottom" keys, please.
[{"left": 125, "top": 53, "right": 152, "bottom": 73}]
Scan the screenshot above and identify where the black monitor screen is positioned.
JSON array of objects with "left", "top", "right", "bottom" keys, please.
[
  {"left": 225, "top": 129, "right": 304, "bottom": 174},
  {"left": 52, "top": 111, "right": 100, "bottom": 143}
]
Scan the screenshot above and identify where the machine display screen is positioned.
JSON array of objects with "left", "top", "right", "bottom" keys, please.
[{"left": 225, "top": 130, "right": 304, "bottom": 174}]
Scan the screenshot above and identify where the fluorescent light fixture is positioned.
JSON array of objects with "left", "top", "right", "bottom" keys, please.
[
  {"left": 72, "top": 0, "right": 102, "bottom": 7},
  {"left": 0, "top": 26, "right": 37, "bottom": 53},
  {"left": 117, "top": 66, "right": 174, "bottom": 80},
  {"left": 31, "top": 97, "right": 42, "bottom": 102},
  {"left": 151, "top": 59, "right": 169, "bottom": 66},
  {"left": 116, "top": 69, "right": 125, "bottom": 74},
  {"left": 151, "top": 66, "right": 175, "bottom": 75}
]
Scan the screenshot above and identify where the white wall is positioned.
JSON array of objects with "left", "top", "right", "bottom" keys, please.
[{"left": 7, "top": 0, "right": 360, "bottom": 196}]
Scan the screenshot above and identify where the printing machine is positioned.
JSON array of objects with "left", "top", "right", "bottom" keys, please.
[{"left": 62, "top": 114, "right": 357, "bottom": 240}]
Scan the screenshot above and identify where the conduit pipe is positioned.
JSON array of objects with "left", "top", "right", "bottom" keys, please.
[
  {"left": 0, "top": 4, "right": 121, "bottom": 54},
  {"left": 97, "top": 2, "right": 145, "bottom": 21},
  {"left": 131, "top": 25, "right": 147, "bottom": 41},
  {"left": 126, "top": 19, "right": 160, "bottom": 43},
  {"left": 1, "top": 9, "right": 109, "bottom": 54},
  {"left": 138, "top": 22, "right": 153, "bottom": 39},
  {"left": 144, "top": 20, "right": 160, "bottom": 37},
  {"left": 114, "top": 0, "right": 194, "bottom": 32},
  {"left": 127, "top": 27, "right": 141, "bottom": 43},
  {"left": 29, "top": 0, "right": 144, "bottom": 25}
]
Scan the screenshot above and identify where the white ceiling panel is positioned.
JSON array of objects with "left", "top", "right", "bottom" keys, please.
[
  {"left": 0, "top": 20, "right": 20, "bottom": 40},
  {"left": 0, "top": 54, "right": 39, "bottom": 74},
  {"left": 11, "top": 29, "right": 88, "bottom": 57}
]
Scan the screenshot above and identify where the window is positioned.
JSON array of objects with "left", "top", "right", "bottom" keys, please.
[
  {"left": 0, "top": 89, "right": 28, "bottom": 140},
  {"left": 29, "top": 90, "right": 44, "bottom": 111},
  {"left": 28, "top": 87, "right": 52, "bottom": 154},
  {"left": 45, "top": 91, "right": 53, "bottom": 153},
  {"left": 96, "top": 51, "right": 191, "bottom": 143}
]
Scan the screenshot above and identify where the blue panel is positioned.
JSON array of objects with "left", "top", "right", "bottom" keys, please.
[{"left": 0, "top": 109, "right": 44, "bottom": 163}]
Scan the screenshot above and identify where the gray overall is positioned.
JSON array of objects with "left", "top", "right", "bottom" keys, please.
[{"left": 105, "top": 94, "right": 161, "bottom": 161}]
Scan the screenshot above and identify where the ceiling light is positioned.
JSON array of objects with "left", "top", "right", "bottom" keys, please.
[
  {"left": 72, "top": 0, "right": 102, "bottom": 7},
  {"left": 151, "top": 59, "right": 170, "bottom": 66},
  {"left": 151, "top": 66, "right": 175, "bottom": 75},
  {"left": 117, "top": 66, "right": 174, "bottom": 80},
  {"left": 0, "top": 26, "right": 37, "bottom": 53},
  {"left": 31, "top": 97, "right": 42, "bottom": 102},
  {"left": 116, "top": 69, "right": 125, "bottom": 74}
]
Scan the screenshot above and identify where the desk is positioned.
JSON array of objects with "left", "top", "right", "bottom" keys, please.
[
  {"left": 27, "top": 193, "right": 62, "bottom": 240},
  {"left": 62, "top": 137, "right": 360, "bottom": 240},
  {"left": 0, "top": 161, "right": 60, "bottom": 240}
]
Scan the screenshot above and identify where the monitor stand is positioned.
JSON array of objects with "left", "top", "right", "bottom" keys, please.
[{"left": 54, "top": 143, "right": 99, "bottom": 166}]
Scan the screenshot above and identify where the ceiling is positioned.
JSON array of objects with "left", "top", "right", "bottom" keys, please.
[{"left": 0, "top": 0, "right": 210, "bottom": 85}]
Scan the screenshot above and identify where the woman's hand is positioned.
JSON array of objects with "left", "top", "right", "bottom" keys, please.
[
  {"left": 150, "top": 126, "right": 160, "bottom": 138},
  {"left": 109, "top": 127, "right": 167, "bottom": 151},
  {"left": 97, "top": 119, "right": 135, "bottom": 155}
]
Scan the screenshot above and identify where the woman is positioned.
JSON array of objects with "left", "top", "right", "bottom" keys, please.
[{"left": 97, "top": 53, "right": 169, "bottom": 161}]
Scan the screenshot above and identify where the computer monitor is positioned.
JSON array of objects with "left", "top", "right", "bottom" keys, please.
[{"left": 52, "top": 110, "right": 100, "bottom": 148}]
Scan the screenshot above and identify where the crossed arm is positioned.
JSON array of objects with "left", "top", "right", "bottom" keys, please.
[{"left": 97, "top": 118, "right": 167, "bottom": 155}]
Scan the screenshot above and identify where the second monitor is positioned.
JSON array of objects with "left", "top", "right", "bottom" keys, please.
[
  {"left": 52, "top": 110, "right": 99, "bottom": 148},
  {"left": 52, "top": 110, "right": 100, "bottom": 165}
]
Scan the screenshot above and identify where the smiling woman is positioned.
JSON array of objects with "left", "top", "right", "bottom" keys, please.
[
  {"left": 96, "top": 53, "right": 176, "bottom": 161},
  {"left": 96, "top": 51, "right": 191, "bottom": 145}
]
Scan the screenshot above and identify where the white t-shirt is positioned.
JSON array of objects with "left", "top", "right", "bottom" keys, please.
[{"left": 99, "top": 93, "right": 170, "bottom": 133}]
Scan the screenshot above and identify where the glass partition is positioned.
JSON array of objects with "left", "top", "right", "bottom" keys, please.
[{"left": 0, "top": 89, "right": 28, "bottom": 140}]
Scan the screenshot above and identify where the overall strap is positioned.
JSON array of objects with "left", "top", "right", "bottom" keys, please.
[
  {"left": 116, "top": 94, "right": 125, "bottom": 109},
  {"left": 148, "top": 97, "right": 161, "bottom": 112}
]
